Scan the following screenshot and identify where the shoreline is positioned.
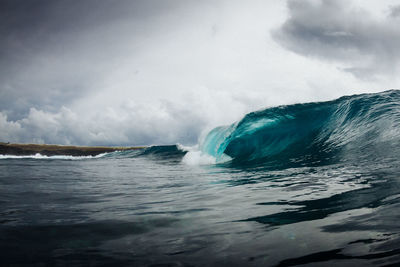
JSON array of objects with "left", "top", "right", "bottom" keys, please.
[{"left": 0, "top": 142, "right": 145, "bottom": 156}]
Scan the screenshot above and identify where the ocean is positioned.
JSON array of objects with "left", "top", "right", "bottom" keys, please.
[{"left": 1, "top": 90, "right": 400, "bottom": 266}]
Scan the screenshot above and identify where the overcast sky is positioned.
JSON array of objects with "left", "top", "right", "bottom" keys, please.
[{"left": 1, "top": 0, "right": 400, "bottom": 146}]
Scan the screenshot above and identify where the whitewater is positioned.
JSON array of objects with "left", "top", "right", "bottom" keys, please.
[{"left": 1, "top": 90, "right": 400, "bottom": 266}]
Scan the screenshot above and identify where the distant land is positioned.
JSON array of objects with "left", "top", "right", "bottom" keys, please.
[{"left": 0, "top": 142, "right": 145, "bottom": 156}]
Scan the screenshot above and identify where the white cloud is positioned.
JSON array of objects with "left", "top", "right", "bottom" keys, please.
[{"left": 0, "top": 113, "right": 22, "bottom": 142}]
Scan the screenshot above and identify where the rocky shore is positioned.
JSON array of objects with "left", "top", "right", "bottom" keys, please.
[{"left": 0, "top": 142, "right": 145, "bottom": 156}]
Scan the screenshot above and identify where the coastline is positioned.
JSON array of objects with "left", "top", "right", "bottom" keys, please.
[{"left": 0, "top": 142, "right": 145, "bottom": 156}]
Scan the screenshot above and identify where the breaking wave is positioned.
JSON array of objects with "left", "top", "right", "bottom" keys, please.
[{"left": 197, "top": 90, "right": 400, "bottom": 167}]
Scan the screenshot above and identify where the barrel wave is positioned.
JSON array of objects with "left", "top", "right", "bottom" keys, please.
[{"left": 201, "top": 90, "right": 400, "bottom": 167}]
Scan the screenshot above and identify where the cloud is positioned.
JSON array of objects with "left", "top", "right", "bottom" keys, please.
[
  {"left": 0, "top": 113, "right": 22, "bottom": 142},
  {"left": 0, "top": 105, "right": 200, "bottom": 146},
  {"left": 390, "top": 5, "right": 400, "bottom": 17},
  {"left": 0, "top": 86, "right": 275, "bottom": 145},
  {"left": 273, "top": 0, "right": 400, "bottom": 79},
  {"left": 0, "top": 0, "right": 186, "bottom": 120}
]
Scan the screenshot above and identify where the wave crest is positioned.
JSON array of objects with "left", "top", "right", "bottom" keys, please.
[{"left": 200, "top": 90, "right": 400, "bottom": 166}]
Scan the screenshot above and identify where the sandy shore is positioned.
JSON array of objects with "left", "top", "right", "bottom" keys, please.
[{"left": 0, "top": 142, "right": 145, "bottom": 156}]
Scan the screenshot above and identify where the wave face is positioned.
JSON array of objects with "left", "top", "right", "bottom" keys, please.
[
  {"left": 201, "top": 90, "right": 400, "bottom": 167},
  {"left": 137, "top": 145, "right": 187, "bottom": 163}
]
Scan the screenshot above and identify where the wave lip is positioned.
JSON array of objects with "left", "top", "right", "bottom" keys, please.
[{"left": 200, "top": 90, "right": 400, "bottom": 167}]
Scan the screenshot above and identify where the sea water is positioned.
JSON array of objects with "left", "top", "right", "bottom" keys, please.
[{"left": 1, "top": 90, "right": 400, "bottom": 266}]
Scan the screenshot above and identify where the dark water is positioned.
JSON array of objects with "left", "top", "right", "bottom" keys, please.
[{"left": 2, "top": 90, "right": 400, "bottom": 266}]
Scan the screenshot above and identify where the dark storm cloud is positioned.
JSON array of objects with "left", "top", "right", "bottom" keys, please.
[
  {"left": 0, "top": 0, "right": 178, "bottom": 120},
  {"left": 273, "top": 0, "right": 400, "bottom": 79}
]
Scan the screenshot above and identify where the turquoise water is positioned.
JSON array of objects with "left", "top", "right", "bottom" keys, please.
[{"left": 1, "top": 90, "right": 400, "bottom": 266}]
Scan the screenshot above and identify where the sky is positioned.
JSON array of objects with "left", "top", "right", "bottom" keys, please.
[{"left": 1, "top": 0, "right": 400, "bottom": 146}]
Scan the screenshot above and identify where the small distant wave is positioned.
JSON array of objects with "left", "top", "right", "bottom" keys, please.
[
  {"left": 135, "top": 145, "right": 187, "bottom": 163},
  {"left": 138, "top": 145, "right": 186, "bottom": 156},
  {"left": 0, "top": 153, "right": 109, "bottom": 160},
  {"left": 133, "top": 144, "right": 222, "bottom": 165}
]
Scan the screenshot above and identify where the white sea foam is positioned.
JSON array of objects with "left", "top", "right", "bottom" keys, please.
[
  {"left": 182, "top": 150, "right": 216, "bottom": 165},
  {"left": 0, "top": 153, "right": 108, "bottom": 160},
  {"left": 180, "top": 144, "right": 231, "bottom": 165},
  {"left": 176, "top": 143, "right": 192, "bottom": 152}
]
